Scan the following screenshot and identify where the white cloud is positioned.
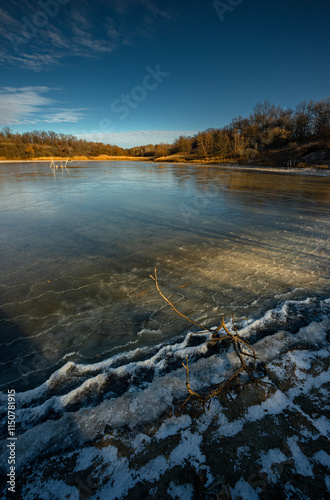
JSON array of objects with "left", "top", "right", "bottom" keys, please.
[
  {"left": 43, "top": 109, "right": 86, "bottom": 123},
  {"left": 0, "top": 87, "right": 86, "bottom": 125},
  {"left": 0, "top": 87, "right": 52, "bottom": 125},
  {"left": 76, "top": 129, "right": 198, "bottom": 148}
]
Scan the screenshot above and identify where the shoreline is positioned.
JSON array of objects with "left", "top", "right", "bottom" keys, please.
[
  {"left": 3, "top": 296, "right": 330, "bottom": 499},
  {"left": 0, "top": 155, "right": 146, "bottom": 163},
  {"left": 1, "top": 157, "right": 330, "bottom": 177}
]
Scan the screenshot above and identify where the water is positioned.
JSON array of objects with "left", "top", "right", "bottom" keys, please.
[{"left": 0, "top": 161, "right": 329, "bottom": 392}]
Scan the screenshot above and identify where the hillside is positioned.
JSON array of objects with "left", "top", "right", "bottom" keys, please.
[{"left": 1, "top": 97, "right": 329, "bottom": 168}]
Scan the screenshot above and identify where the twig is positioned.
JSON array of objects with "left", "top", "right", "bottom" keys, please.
[
  {"left": 150, "top": 268, "right": 214, "bottom": 333},
  {"left": 149, "top": 268, "right": 265, "bottom": 409}
]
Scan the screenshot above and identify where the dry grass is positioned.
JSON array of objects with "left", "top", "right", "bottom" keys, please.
[{"left": 0, "top": 155, "right": 148, "bottom": 162}]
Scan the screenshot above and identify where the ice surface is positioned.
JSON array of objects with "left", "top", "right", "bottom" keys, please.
[{"left": 1, "top": 295, "right": 329, "bottom": 499}]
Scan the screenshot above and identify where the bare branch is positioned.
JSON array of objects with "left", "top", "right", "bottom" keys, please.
[
  {"left": 150, "top": 268, "right": 214, "bottom": 333},
  {"left": 149, "top": 268, "right": 265, "bottom": 410}
]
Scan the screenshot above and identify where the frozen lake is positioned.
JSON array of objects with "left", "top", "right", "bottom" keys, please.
[{"left": 0, "top": 161, "right": 329, "bottom": 391}]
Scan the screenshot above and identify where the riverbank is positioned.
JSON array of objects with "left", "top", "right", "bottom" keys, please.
[
  {"left": 0, "top": 155, "right": 146, "bottom": 163},
  {"left": 2, "top": 297, "right": 329, "bottom": 499}
]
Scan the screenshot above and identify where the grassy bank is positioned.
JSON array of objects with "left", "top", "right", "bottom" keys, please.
[
  {"left": 0, "top": 139, "right": 329, "bottom": 172},
  {"left": 152, "top": 139, "right": 330, "bottom": 170},
  {"left": 0, "top": 155, "right": 147, "bottom": 163}
]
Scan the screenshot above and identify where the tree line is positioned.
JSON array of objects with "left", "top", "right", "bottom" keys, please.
[
  {"left": 0, "top": 128, "right": 126, "bottom": 159},
  {"left": 129, "top": 97, "right": 330, "bottom": 159},
  {"left": 0, "top": 97, "right": 329, "bottom": 160}
]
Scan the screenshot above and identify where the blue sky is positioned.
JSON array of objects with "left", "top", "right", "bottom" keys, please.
[{"left": 0, "top": 0, "right": 329, "bottom": 148}]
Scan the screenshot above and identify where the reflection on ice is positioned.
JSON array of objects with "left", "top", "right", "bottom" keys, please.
[{"left": 0, "top": 161, "right": 329, "bottom": 391}]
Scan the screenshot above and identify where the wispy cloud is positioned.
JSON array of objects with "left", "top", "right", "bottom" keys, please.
[
  {"left": 43, "top": 109, "right": 86, "bottom": 123},
  {"left": 68, "top": 7, "right": 115, "bottom": 57},
  {"left": 106, "top": 0, "right": 177, "bottom": 43},
  {"left": 0, "top": 87, "right": 86, "bottom": 125},
  {"left": 76, "top": 129, "right": 198, "bottom": 148},
  {"left": 0, "top": 51, "right": 60, "bottom": 72},
  {"left": 0, "top": 9, "right": 19, "bottom": 38},
  {"left": 109, "top": 0, "right": 174, "bottom": 19},
  {"left": 47, "top": 27, "right": 71, "bottom": 50},
  {"left": 0, "top": 2, "right": 115, "bottom": 71},
  {"left": 0, "top": 0, "right": 177, "bottom": 71},
  {"left": 0, "top": 87, "right": 52, "bottom": 125}
]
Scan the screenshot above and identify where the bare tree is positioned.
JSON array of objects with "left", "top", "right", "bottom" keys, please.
[
  {"left": 292, "top": 100, "right": 314, "bottom": 139},
  {"left": 312, "top": 98, "right": 330, "bottom": 138}
]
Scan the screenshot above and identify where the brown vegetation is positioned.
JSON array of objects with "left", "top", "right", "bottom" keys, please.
[
  {"left": 132, "top": 97, "right": 330, "bottom": 167},
  {"left": 1, "top": 97, "right": 329, "bottom": 166},
  {"left": 0, "top": 127, "right": 127, "bottom": 160}
]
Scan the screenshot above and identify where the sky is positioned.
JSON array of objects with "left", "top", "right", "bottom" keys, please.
[{"left": 0, "top": 0, "right": 329, "bottom": 148}]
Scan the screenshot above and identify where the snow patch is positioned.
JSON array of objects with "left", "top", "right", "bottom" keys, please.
[
  {"left": 259, "top": 448, "right": 288, "bottom": 483},
  {"left": 287, "top": 436, "right": 314, "bottom": 477},
  {"left": 168, "top": 482, "right": 194, "bottom": 499}
]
